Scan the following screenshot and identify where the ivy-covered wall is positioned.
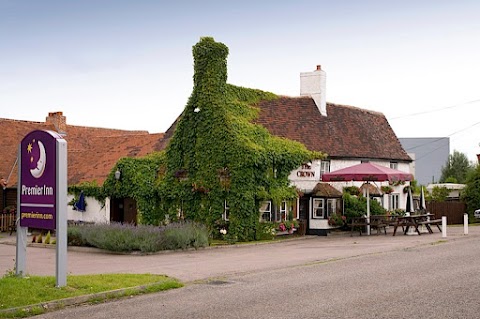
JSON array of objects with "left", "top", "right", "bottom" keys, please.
[
  {"left": 157, "top": 37, "right": 321, "bottom": 241},
  {"left": 103, "top": 152, "right": 166, "bottom": 225},
  {"left": 96, "top": 37, "right": 323, "bottom": 240}
]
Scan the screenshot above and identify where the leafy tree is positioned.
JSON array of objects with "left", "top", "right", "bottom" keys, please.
[
  {"left": 440, "top": 150, "right": 473, "bottom": 184},
  {"left": 431, "top": 186, "right": 450, "bottom": 202},
  {"left": 444, "top": 176, "right": 458, "bottom": 183},
  {"left": 342, "top": 193, "right": 386, "bottom": 222},
  {"left": 462, "top": 164, "right": 480, "bottom": 217}
]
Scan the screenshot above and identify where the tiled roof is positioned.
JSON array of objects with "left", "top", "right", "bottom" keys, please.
[
  {"left": 254, "top": 97, "right": 411, "bottom": 162},
  {"left": 0, "top": 116, "right": 164, "bottom": 187},
  {"left": 311, "top": 183, "right": 343, "bottom": 197}
]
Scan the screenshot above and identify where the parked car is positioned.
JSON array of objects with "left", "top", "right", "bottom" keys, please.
[{"left": 474, "top": 209, "right": 480, "bottom": 219}]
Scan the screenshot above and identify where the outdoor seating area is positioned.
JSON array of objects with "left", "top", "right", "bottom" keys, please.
[
  {"left": 348, "top": 213, "right": 443, "bottom": 237},
  {"left": 392, "top": 213, "right": 442, "bottom": 236}
]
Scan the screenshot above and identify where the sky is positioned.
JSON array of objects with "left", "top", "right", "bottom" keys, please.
[{"left": 2, "top": 0, "right": 480, "bottom": 162}]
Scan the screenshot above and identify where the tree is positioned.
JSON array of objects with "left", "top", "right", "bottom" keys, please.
[
  {"left": 440, "top": 150, "right": 473, "bottom": 184},
  {"left": 430, "top": 186, "right": 450, "bottom": 202},
  {"left": 462, "top": 164, "right": 480, "bottom": 217}
]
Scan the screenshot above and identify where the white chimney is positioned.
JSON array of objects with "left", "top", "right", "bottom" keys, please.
[{"left": 300, "top": 65, "right": 327, "bottom": 116}]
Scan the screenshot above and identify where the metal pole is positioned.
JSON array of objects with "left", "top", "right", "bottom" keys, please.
[
  {"left": 442, "top": 216, "right": 447, "bottom": 238},
  {"left": 56, "top": 138, "right": 67, "bottom": 287},
  {"left": 464, "top": 213, "right": 468, "bottom": 235},
  {"left": 366, "top": 184, "right": 370, "bottom": 235},
  {"left": 15, "top": 144, "right": 27, "bottom": 277}
]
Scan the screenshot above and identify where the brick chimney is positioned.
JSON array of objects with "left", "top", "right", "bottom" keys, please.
[
  {"left": 46, "top": 111, "right": 67, "bottom": 134},
  {"left": 300, "top": 65, "right": 327, "bottom": 116}
]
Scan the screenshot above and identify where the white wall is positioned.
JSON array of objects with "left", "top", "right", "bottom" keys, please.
[
  {"left": 289, "top": 159, "right": 413, "bottom": 213},
  {"left": 67, "top": 195, "right": 110, "bottom": 224}
]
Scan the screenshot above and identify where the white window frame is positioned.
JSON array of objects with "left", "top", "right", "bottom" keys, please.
[
  {"left": 312, "top": 198, "right": 325, "bottom": 219},
  {"left": 259, "top": 201, "right": 272, "bottom": 222},
  {"left": 389, "top": 193, "right": 400, "bottom": 210},
  {"left": 320, "top": 160, "right": 330, "bottom": 180},
  {"left": 222, "top": 200, "right": 230, "bottom": 221},
  {"left": 280, "top": 201, "right": 287, "bottom": 221},
  {"left": 326, "top": 198, "right": 337, "bottom": 216},
  {"left": 390, "top": 162, "right": 398, "bottom": 170}
]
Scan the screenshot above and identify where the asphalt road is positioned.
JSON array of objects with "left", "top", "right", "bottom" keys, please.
[{"left": 30, "top": 233, "right": 480, "bottom": 319}]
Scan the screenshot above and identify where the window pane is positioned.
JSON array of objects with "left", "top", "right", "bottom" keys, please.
[
  {"left": 260, "top": 201, "right": 271, "bottom": 212},
  {"left": 260, "top": 201, "right": 272, "bottom": 222},
  {"left": 320, "top": 161, "right": 330, "bottom": 179},
  {"left": 313, "top": 199, "right": 324, "bottom": 218},
  {"left": 327, "top": 199, "right": 336, "bottom": 216},
  {"left": 280, "top": 201, "right": 287, "bottom": 221},
  {"left": 388, "top": 194, "right": 399, "bottom": 210}
]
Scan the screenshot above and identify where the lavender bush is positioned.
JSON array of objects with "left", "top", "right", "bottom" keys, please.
[{"left": 67, "top": 221, "right": 209, "bottom": 253}]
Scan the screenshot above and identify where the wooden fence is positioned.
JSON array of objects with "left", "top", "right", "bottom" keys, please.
[
  {"left": 0, "top": 213, "right": 15, "bottom": 232},
  {"left": 426, "top": 201, "right": 466, "bottom": 224}
]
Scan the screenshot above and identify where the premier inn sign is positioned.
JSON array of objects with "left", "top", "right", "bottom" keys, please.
[
  {"left": 19, "top": 130, "right": 62, "bottom": 229},
  {"left": 17, "top": 129, "right": 68, "bottom": 286}
]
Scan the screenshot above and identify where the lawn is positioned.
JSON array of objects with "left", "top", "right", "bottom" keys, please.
[{"left": 0, "top": 273, "right": 183, "bottom": 318}]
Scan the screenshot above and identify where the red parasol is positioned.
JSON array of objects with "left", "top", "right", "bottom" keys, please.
[{"left": 323, "top": 162, "right": 413, "bottom": 235}]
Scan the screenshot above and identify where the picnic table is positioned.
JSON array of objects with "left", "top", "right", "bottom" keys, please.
[
  {"left": 392, "top": 213, "right": 442, "bottom": 236},
  {"left": 348, "top": 215, "right": 388, "bottom": 236}
]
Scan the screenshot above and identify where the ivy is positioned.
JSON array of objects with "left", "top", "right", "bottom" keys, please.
[
  {"left": 68, "top": 181, "right": 105, "bottom": 206},
  {"left": 159, "top": 37, "right": 323, "bottom": 241},
  {"left": 100, "top": 37, "right": 324, "bottom": 240},
  {"left": 103, "top": 152, "right": 166, "bottom": 225}
]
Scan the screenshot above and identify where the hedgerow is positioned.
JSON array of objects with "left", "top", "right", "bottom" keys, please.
[{"left": 67, "top": 222, "right": 209, "bottom": 253}]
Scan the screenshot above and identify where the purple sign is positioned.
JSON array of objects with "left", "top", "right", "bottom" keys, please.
[{"left": 19, "top": 130, "right": 63, "bottom": 229}]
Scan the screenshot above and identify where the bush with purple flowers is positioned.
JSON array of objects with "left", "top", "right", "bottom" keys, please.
[{"left": 67, "top": 221, "right": 209, "bottom": 253}]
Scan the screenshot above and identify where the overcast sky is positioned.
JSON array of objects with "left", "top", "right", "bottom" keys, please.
[{"left": 2, "top": 0, "right": 479, "bottom": 161}]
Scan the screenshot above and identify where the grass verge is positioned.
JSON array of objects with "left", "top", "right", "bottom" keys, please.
[{"left": 0, "top": 273, "right": 183, "bottom": 318}]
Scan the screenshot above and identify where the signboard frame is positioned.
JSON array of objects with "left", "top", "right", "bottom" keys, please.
[{"left": 16, "top": 130, "right": 67, "bottom": 287}]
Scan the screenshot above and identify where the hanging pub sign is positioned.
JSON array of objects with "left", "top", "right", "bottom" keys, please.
[{"left": 19, "top": 130, "right": 64, "bottom": 229}]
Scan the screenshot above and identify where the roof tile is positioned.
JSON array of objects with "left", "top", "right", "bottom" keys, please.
[
  {"left": 0, "top": 116, "right": 164, "bottom": 187},
  {"left": 254, "top": 97, "right": 411, "bottom": 161}
]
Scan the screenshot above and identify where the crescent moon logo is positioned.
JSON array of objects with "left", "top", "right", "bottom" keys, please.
[{"left": 30, "top": 140, "right": 47, "bottom": 179}]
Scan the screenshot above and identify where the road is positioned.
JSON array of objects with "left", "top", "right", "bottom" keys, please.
[{"left": 30, "top": 233, "right": 480, "bottom": 319}]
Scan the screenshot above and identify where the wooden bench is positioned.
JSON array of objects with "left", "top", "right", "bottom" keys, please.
[
  {"left": 417, "top": 215, "right": 442, "bottom": 233},
  {"left": 349, "top": 216, "right": 387, "bottom": 236}
]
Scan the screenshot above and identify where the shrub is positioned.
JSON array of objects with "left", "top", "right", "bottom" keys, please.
[
  {"left": 343, "top": 193, "right": 386, "bottom": 222},
  {"left": 67, "top": 221, "right": 209, "bottom": 253},
  {"left": 256, "top": 222, "right": 276, "bottom": 240}
]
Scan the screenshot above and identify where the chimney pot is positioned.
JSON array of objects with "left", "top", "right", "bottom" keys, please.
[{"left": 300, "top": 65, "right": 327, "bottom": 116}]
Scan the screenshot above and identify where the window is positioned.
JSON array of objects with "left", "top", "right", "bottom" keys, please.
[
  {"left": 222, "top": 201, "right": 229, "bottom": 221},
  {"left": 312, "top": 198, "right": 324, "bottom": 219},
  {"left": 326, "top": 199, "right": 337, "bottom": 217},
  {"left": 389, "top": 193, "right": 399, "bottom": 210},
  {"left": 390, "top": 162, "right": 398, "bottom": 170},
  {"left": 320, "top": 161, "right": 330, "bottom": 180},
  {"left": 259, "top": 201, "right": 272, "bottom": 222},
  {"left": 280, "top": 201, "right": 287, "bottom": 221}
]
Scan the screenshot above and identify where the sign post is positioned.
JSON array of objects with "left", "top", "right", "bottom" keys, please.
[{"left": 16, "top": 130, "right": 67, "bottom": 287}]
